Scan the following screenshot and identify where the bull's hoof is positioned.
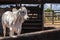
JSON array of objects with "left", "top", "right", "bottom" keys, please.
[{"left": 10, "top": 35, "right": 17, "bottom": 38}]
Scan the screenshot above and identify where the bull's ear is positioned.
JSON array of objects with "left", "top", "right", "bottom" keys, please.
[{"left": 19, "top": 8, "right": 21, "bottom": 11}]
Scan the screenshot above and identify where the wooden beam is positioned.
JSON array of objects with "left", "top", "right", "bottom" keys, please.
[
  {"left": 0, "top": 0, "right": 60, "bottom": 4},
  {"left": 0, "top": 29, "right": 60, "bottom": 40},
  {"left": 0, "top": 0, "right": 43, "bottom": 4}
]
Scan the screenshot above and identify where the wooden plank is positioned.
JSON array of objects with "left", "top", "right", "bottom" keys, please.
[
  {"left": 0, "top": 0, "right": 42, "bottom": 4},
  {"left": 0, "top": 29, "right": 60, "bottom": 40}
]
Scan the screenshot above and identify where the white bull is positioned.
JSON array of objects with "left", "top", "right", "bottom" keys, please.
[{"left": 2, "top": 7, "right": 29, "bottom": 37}]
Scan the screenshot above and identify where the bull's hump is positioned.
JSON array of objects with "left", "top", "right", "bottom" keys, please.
[{"left": 13, "top": 11, "right": 18, "bottom": 14}]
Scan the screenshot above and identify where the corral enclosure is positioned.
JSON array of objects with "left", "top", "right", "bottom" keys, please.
[
  {"left": 0, "top": 0, "right": 60, "bottom": 40},
  {"left": 44, "top": 3, "right": 60, "bottom": 28},
  {"left": 0, "top": 4, "right": 43, "bottom": 36}
]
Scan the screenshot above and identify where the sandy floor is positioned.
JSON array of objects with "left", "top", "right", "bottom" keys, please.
[{"left": 44, "top": 22, "right": 60, "bottom": 28}]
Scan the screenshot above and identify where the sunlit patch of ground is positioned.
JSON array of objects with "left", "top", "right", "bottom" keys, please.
[{"left": 44, "top": 21, "right": 60, "bottom": 28}]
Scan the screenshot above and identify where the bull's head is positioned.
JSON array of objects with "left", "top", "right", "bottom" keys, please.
[{"left": 19, "top": 7, "right": 29, "bottom": 20}]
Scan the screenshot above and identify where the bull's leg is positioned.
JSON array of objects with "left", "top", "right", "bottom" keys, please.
[
  {"left": 9, "top": 27, "right": 17, "bottom": 37},
  {"left": 13, "top": 28, "right": 20, "bottom": 36},
  {"left": 17, "top": 25, "right": 22, "bottom": 36},
  {"left": 3, "top": 24, "right": 6, "bottom": 37},
  {"left": 17, "top": 28, "right": 22, "bottom": 36},
  {"left": 17, "top": 29, "right": 20, "bottom": 36},
  {"left": 9, "top": 27, "right": 14, "bottom": 36}
]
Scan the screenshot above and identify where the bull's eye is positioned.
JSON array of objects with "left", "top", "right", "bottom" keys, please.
[
  {"left": 20, "top": 11, "right": 24, "bottom": 13},
  {"left": 22, "top": 11, "right": 24, "bottom": 13},
  {"left": 20, "top": 11, "right": 26, "bottom": 16}
]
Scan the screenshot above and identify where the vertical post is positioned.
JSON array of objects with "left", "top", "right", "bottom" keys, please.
[
  {"left": 52, "top": 11, "right": 54, "bottom": 24},
  {"left": 41, "top": 4, "right": 44, "bottom": 30},
  {"left": 51, "top": 4, "right": 54, "bottom": 24},
  {"left": 16, "top": 3, "right": 17, "bottom": 8},
  {"left": 38, "top": 4, "right": 44, "bottom": 30},
  {"left": 20, "top": 4, "right": 21, "bottom": 7}
]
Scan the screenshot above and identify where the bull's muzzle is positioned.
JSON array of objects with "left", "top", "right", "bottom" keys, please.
[
  {"left": 27, "top": 16, "right": 29, "bottom": 18},
  {"left": 26, "top": 16, "right": 29, "bottom": 20}
]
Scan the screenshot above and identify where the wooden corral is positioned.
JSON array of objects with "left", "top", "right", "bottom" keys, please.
[
  {"left": 0, "top": 4, "right": 44, "bottom": 34},
  {"left": 0, "top": 0, "right": 60, "bottom": 40}
]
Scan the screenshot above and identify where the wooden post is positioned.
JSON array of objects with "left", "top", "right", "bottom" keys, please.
[
  {"left": 38, "top": 4, "right": 44, "bottom": 30},
  {"left": 52, "top": 11, "right": 54, "bottom": 24}
]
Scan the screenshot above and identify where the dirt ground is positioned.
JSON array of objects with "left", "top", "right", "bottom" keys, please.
[{"left": 44, "top": 22, "right": 60, "bottom": 29}]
